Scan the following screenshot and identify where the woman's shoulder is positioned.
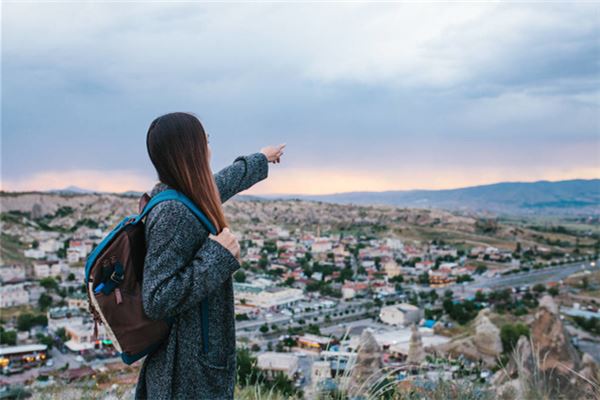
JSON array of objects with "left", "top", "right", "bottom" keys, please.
[{"left": 145, "top": 199, "right": 209, "bottom": 246}]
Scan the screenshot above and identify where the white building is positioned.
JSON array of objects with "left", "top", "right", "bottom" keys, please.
[
  {"left": 257, "top": 352, "right": 299, "bottom": 379},
  {"left": 312, "top": 239, "right": 332, "bottom": 253},
  {"left": 64, "top": 323, "right": 107, "bottom": 352},
  {"left": 0, "top": 283, "right": 29, "bottom": 307},
  {"left": 47, "top": 307, "right": 86, "bottom": 333},
  {"left": 24, "top": 249, "right": 46, "bottom": 259},
  {"left": 39, "top": 239, "right": 61, "bottom": 253},
  {"left": 379, "top": 303, "right": 422, "bottom": 327},
  {"left": 0, "top": 265, "right": 26, "bottom": 283},
  {"left": 235, "top": 284, "right": 304, "bottom": 310},
  {"left": 33, "top": 262, "right": 69, "bottom": 279},
  {"left": 385, "top": 238, "right": 404, "bottom": 251}
]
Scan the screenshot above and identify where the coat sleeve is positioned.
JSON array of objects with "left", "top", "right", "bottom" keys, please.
[
  {"left": 213, "top": 152, "right": 269, "bottom": 203},
  {"left": 141, "top": 200, "right": 240, "bottom": 320}
]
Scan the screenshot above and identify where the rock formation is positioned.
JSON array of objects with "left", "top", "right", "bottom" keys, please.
[
  {"left": 473, "top": 310, "right": 502, "bottom": 358},
  {"left": 435, "top": 309, "right": 502, "bottom": 368},
  {"left": 407, "top": 324, "right": 425, "bottom": 365},
  {"left": 348, "top": 329, "right": 383, "bottom": 397},
  {"left": 530, "top": 295, "right": 581, "bottom": 373}
]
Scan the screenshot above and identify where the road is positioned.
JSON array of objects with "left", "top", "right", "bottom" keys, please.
[{"left": 461, "top": 260, "right": 598, "bottom": 293}]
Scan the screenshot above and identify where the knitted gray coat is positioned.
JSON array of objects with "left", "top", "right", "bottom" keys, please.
[{"left": 135, "top": 152, "right": 268, "bottom": 400}]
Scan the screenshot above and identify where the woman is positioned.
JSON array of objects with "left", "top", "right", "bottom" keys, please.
[{"left": 135, "top": 112, "right": 285, "bottom": 399}]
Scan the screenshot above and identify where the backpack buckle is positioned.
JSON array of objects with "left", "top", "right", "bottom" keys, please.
[{"left": 110, "top": 270, "right": 124, "bottom": 284}]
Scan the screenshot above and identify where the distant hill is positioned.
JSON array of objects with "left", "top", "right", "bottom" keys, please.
[
  {"left": 47, "top": 185, "right": 98, "bottom": 195},
  {"left": 261, "top": 179, "right": 600, "bottom": 216}
]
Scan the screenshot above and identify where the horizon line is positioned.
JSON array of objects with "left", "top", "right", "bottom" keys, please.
[{"left": 1, "top": 177, "right": 598, "bottom": 197}]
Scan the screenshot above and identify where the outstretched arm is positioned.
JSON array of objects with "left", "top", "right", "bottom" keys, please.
[
  {"left": 213, "top": 144, "right": 285, "bottom": 203},
  {"left": 141, "top": 201, "right": 240, "bottom": 320},
  {"left": 213, "top": 152, "right": 268, "bottom": 203}
]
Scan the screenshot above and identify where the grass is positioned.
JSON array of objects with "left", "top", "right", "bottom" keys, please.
[
  {"left": 495, "top": 336, "right": 600, "bottom": 400},
  {"left": 0, "top": 232, "right": 31, "bottom": 266}
]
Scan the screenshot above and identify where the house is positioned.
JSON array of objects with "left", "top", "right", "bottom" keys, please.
[
  {"left": 234, "top": 284, "right": 304, "bottom": 310},
  {"left": 24, "top": 249, "right": 45, "bottom": 259},
  {"left": 47, "top": 307, "right": 86, "bottom": 333},
  {"left": 0, "top": 283, "right": 29, "bottom": 307},
  {"left": 64, "top": 323, "right": 108, "bottom": 352},
  {"left": 312, "top": 238, "right": 332, "bottom": 253},
  {"left": 0, "top": 265, "right": 26, "bottom": 283},
  {"left": 379, "top": 303, "right": 422, "bottom": 326},
  {"left": 256, "top": 352, "right": 299, "bottom": 379},
  {"left": 297, "top": 334, "right": 334, "bottom": 352},
  {"left": 341, "top": 281, "right": 369, "bottom": 299},
  {"left": 384, "top": 260, "right": 402, "bottom": 278}
]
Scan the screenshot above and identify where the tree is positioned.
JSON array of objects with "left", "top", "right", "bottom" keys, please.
[
  {"left": 532, "top": 283, "right": 546, "bottom": 294},
  {"left": 259, "top": 324, "right": 269, "bottom": 333},
  {"left": 475, "top": 290, "right": 486, "bottom": 303},
  {"left": 418, "top": 272, "right": 429, "bottom": 285},
  {"left": 56, "top": 327, "right": 68, "bottom": 343},
  {"left": 475, "top": 265, "right": 488, "bottom": 275},
  {"left": 284, "top": 277, "right": 295, "bottom": 287},
  {"left": 39, "top": 277, "right": 58, "bottom": 291},
  {"left": 237, "top": 347, "right": 260, "bottom": 386},
  {"left": 67, "top": 273, "right": 76, "bottom": 281},
  {"left": 0, "top": 328, "right": 17, "bottom": 345},
  {"left": 17, "top": 313, "right": 48, "bottom": 331},
  {"left": 307, "top": 324, "right": 320, "bottom": 335},
  {"left": 500, "top": 323, "right": 530, "bottom": 352},
  {"left": 548, "top": 286, "right": 560, "bottom": 296},
  {"left": 234, "top": 270, "right": 247, "bottom": 283},
  {"left": 38, "top": 293, "right": 53, "bottom": 310}
]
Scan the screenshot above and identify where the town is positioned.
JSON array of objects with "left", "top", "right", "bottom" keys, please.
[{"left": 0, "top": 191, "right": 599, "bottom": 399}]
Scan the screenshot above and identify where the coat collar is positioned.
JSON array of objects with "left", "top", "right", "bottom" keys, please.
[{"left": 149, "top": 181, "right": 172, "bottom": 197}]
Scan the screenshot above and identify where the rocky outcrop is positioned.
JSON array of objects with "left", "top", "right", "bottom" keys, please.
[
  {"left": 530, "top": 295, "right": 581, "bottom": 373},
  {"left": 435, "top": 309, "right": 502, "bottom": 368},
  {"left": 407, "top": 324, "right": 425, "bottom": 365},
  {"left": 473, "top": 310, "right": 502, "bottom": 358},
  {"left": 348, "top": 329, "right": 383, "bottom": 397},
  {"left": 492, "top": 296, "right": 600, "bottom": 399}
]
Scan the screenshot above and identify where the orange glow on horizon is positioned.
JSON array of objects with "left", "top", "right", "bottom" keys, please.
[{"left": 1, "top": 166, "right": 598, "bottom": 195}]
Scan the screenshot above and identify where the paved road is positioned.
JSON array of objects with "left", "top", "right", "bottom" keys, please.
[{"left": 464, "top": 261, "right": 598, "bottom": 292}]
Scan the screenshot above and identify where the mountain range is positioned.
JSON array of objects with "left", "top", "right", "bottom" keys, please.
[
  {"left": 45, "top": 179, "right": 599, "bottom": 216},
  {"left": 260, "top": 179, "right": 600, "bottom": 216}
]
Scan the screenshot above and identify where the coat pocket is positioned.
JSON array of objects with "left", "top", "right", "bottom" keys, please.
[
  {"left": 198, "top": 349, "right": 235, "bottom": 370},
  {"left": 196, "top": 352, "right": 237, "bottom": 398}
]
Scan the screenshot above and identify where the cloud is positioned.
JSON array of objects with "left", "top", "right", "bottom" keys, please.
[{"left": 2, "top": 2, "right": 599, "bottom": 194}]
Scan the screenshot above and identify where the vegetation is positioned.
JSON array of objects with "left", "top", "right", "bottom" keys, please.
[{"left": 500, "top": 323, "right": 530, "bottom": 352}]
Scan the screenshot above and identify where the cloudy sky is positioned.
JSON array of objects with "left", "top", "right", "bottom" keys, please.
[{"left": 2, "top": 2, "right": 599, "bottom": 195}]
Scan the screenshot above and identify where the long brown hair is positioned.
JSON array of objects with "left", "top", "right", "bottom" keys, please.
[{"left": 146, "top": 112, "right": 227, "bottom": 232}]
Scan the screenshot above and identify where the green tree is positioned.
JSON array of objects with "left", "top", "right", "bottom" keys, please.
[
  {"left": 39, "top": 277, "right": 58, "bottom": 291},
  {"left": 0, "top": 328, "right": 17, "bottom": 345},
  {"left": 500, "top": 323, "right": 530, "bottom": 352},
  {"left": 38, "top": 293, "right": 53, "bottom": 310},
  {"left": 234, "top": 270, "right": 247, "bottom": 283},
  {"left": 532, "top": 283, "right": 546, "bottom": 294}
]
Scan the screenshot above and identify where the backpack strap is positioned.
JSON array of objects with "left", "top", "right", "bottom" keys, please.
[{"left": 134, "top": 189, "right": 218, "bottom": 235}]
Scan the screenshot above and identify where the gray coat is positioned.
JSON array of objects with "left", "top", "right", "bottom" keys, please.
[{"left": 135, "top": 152, "right": 269, "bottom": 400}]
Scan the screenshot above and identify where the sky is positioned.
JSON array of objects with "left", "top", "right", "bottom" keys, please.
[{"left": 2, "top": 2, "right": 599, "bottom": 195}]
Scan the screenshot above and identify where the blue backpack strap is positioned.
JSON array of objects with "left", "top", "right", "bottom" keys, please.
[{"left": 133, "top": 189, "right": 218, "bottom": 235}]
